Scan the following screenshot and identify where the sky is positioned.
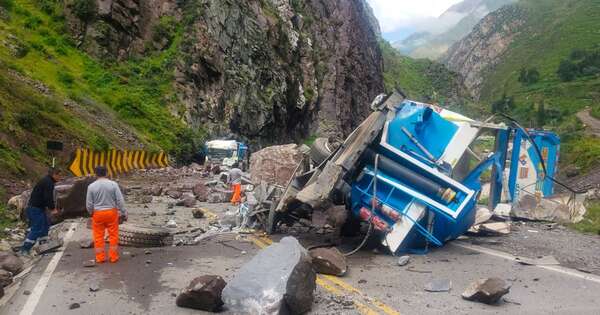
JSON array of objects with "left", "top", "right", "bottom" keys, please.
[{"left": 366, "top": 0, "right": 464, "bottom": 42}]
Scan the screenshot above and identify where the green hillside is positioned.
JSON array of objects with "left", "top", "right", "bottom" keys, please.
[
  {"left": 380, "top": 40, "right": 479, "bottom": 115},
  {"left": 0, "top": 0, "right": 204, "bottom": 180},
  {"left": 479, "top": 0, "right": 600, "bottom": 171}
]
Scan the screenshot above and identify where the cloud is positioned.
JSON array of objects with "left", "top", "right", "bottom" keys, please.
[{"left": 366, "top": 0, "right": 464, "bottom": 33}]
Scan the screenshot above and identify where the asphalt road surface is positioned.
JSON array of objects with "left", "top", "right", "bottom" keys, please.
[
  {"left": 1, "top": 168, "right": 599, "bottom": 315},
  {"left": 2, "top": 212, "right": 600, "bottom": 314}
]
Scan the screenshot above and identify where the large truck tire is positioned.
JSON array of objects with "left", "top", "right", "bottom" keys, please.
[
  {"left": 310, "top": 138, "right": 333, "bottom": 165},
  {"left": 119, "top": 224, "right": 173, "bottom": 247}
]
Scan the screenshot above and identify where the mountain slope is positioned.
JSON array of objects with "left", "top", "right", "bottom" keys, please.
[
  {"left": 379, "top": 40, "right": 477, "bottom": 115},
  {"left": 0, "top": 0, "right": 384, "bottom": 198},
  {"left": 443, "top": 0, "right": 600, "bottom": 171},
  {"left": 394, "top": 0, "right": 515, "bottom": 60}
]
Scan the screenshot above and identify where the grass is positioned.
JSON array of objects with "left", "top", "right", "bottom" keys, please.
[
  {"left": 570, "top": 202, "right": 600, "bottom": 235},
  {"left": 0, "top": 0, "right": 206, "bottom": 176}
]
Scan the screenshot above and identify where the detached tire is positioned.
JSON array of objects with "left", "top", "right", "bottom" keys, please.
[
  {"left": 310, "top": 138, "right": 333, "bottom": 165},
  {"left": 119, "top": 224, "right": 173, "bottom": 247}
]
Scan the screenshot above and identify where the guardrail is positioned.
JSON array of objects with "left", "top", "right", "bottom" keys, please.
[{"left": 68, "top": 148, "right": 169, "bottom": 177}]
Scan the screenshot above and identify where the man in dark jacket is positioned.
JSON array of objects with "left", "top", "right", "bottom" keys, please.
[{"left": 20, "top": 168, "right": 61, "bottom": 255}]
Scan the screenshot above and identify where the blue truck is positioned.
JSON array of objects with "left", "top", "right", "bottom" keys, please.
[{"left": 268, "top": 92, "right": 561, "bottom": 254}]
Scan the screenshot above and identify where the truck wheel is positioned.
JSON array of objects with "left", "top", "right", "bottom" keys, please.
[
  {"left": 310, "top": 138, "right": 333, "bottom": 165},
  {"left": 119, "top": 224, "right": 173, "bottom": 247}
]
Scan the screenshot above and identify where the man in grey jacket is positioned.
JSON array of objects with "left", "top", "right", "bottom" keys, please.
[{"left": 86, "top": 166, "right": 127, "bottom": 263}]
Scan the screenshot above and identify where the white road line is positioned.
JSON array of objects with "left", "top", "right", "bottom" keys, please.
[
  {"left": 452, "top": 241, "right": 600, "bottom": 284},
  {"left": 19, "top": 222, "right": 78, "bottom": 315}
]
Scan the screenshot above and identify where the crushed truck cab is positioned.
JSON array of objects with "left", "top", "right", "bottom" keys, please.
[{"left": 269, "top": 92, "right": 561, "bottom": 255}]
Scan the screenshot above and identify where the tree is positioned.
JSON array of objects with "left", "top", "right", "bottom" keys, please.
[
  {"left": 557, "top": 60, "right": 578, "bottom": 81},
  {"left": 491, "top": 93, "right": 515, "bottom": 113},
  {"left": 518, "top": 67, "right": 540, "bottom": 85}
]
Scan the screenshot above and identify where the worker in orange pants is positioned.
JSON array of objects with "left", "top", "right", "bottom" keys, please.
[
  {"left": 92, "top": 208, "right": 119, "bottom": 262},
  {"left": 86, "top": 166, "right": 127, "bottom": 263},
  {"left": 229, "top": 162, "right": 243, "bottom": 205}
]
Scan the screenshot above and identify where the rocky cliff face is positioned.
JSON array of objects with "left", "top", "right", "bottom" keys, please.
[
  {"left": 66, "top": 0, "right": 384, "bottom": 146},
  {"left": 441, "top": 4, "right": 526, "bottom": 99}
]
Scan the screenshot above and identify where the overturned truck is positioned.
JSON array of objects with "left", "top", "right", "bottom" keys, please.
[{"left": 267, "top": 92, "right": 563, "bottom": 254}]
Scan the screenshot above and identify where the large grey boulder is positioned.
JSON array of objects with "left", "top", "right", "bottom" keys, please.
[
  {"left": 176, "top": 275, "right": 226, "bottom": 312},
  {"left": 222, "top": 237, "right": 316, "bottom": 314},
  {"left": 0, "top": 269, "right": 12, "bottom": 287}
]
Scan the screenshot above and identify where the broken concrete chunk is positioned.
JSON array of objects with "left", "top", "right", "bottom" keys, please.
[
  {"left": 0, "top": 251, "right": 23, "bottom": 274},
  {"left": 83, "top": 260, "right": 95, "bottom": 268},
  {"left": 424, "top": 279, "right": 452, "bottom": 292},
  {"left": 397, "top": 255, "right": 410, "bottom": 266},
  {"left": 309, "top": 247, "right": 347, "bottom": 276},
  {"left": 222, "top": 237, "right": 316, "bottom": 315},
  {"left": 176, "top": 275, "right": 226, "bottom": 312},
  {"left": 479, "top": 222, "right": 510, "bottom": 235},
  {"left": 462, "top": 278, "right": 510, "bottom": 304}
]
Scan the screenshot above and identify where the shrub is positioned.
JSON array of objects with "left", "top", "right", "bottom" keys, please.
[
  {"left": 16, "top": 110, "right": 39, "bottom": 131},
  {"left": 557, "top": 60, "right": 578, "bottom": 81},
  {"left": 23, "top": 16, "right": 42, "bottom": 29},
  {"left": 491, "top": 93, "right": 515, "bottom": 113},
  {"left": 518, "top": 67, "right": 540, "bottom": 85},
  {"left": 70, "top": 0, "right": 96, "bottom": 22},
  {"left": 0, "top": 0, "right": 13, "bottom": 10},
  {"left": 57, "top": 70, "right": 74, "bottom": 86},
  {"left": 152, "top": 16, "right": 178, "bottom": 48}
]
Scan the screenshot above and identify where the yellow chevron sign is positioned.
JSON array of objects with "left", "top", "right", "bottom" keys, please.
[{"left": 68, "top": 148, "right": 169, "bottom": 177}]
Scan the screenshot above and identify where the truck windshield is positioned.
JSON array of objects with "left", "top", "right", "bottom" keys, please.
[{"left": 207, "top": 148, "right": 234, "bottom": 160}]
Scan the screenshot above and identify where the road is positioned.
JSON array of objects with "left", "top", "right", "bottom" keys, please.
[
  {"left": 1, "top": 169, "right": 600, "bottom": 314},
  {"left": 576, "top": 108, "right": 600, "bottom": 137}
]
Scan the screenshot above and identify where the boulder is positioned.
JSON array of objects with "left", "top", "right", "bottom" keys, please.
[
  {"left": 7, "top": 190, "right": 31, "bottom": 220},
  {"left": 309, "top": 247, "right": 347, "bottom": 276},
  {"left": 55, "top": 177, "right": 97, "bottom": 220},
  {"left": 250, "top": 144, "right": 305, "bottom": 186},
  {"left": 462, "top": 278, "right": 510, "bottom": 304},
  {"left": 176, "top": 275, "right": 226, "bottom": 312},
  {"left": 0, "top": 251, "right": 23, "bottom": 274},
  {"left": 192, "top": 183, "right": 209, "bottom": 202},
  {"left": 222, "top": 237, "right": 316, "bottom": 315},
  {"left": 139, "top": 195, "right": 153, "bottom": 204},
  {"left": 0, "top": 269, "right": 12, "bottom": 287}
]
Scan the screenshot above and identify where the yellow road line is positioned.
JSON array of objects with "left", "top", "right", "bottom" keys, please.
[
  {"left": 323, "top": 275, "right": 400, "bottom": 315},
  {"left": 248, "top": 236, "right": 380, "bottom": 314},
  {"left": 250, "top": 235, "right": 402, "bottom": 315}
]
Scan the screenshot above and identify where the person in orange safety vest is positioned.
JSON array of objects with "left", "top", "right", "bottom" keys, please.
[
  {"left": 85, "top": 166, "right": 127, "bottom": 263},
  {"left": 228, "top": 162, "right": 243, "bottom": 205}
]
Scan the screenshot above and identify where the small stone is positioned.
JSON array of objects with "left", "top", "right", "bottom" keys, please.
[
  {"left": 79, "top": 239, "right": 94, "bottom": 249},
  {"left": 192, "top": 208, "right": 205, "bottom": 219},
  {"left": 150, "top": 211, "right": 157, "bottom": 216},
  {"left": 397, "top": 255, "right": 410, "bottom": 266},
  {"left": 358, "top": 279, "right": 367, "bottom": 284},
  {"left": 424, "top": 279, "right": 452, "bottom": 292},
  {"left": 166, "top": 220, "right": 177, "bottom": 228},
  {"left": 167, "top": 203, "right": 175, "bottom": 209},
  {"left": 23, "top": 290, "right": 31, "bottom": 295},
  {"left": 69, "top": 303, "right": 80, "bottom": 310},
  {"left": 89, "top": 283, "right": 99, "bottom": 292},
  {"left": 83, "top": 260, "right": 95, "bottom": 268},
  {"left": 462, "top": 278, "right": 510, "bottom": 304},
  {"left": 144, "top": 250, "right": 152, "bottom": 255},
  {"left": 146, "top": 260, "right": 152, "bottom": 264}
]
